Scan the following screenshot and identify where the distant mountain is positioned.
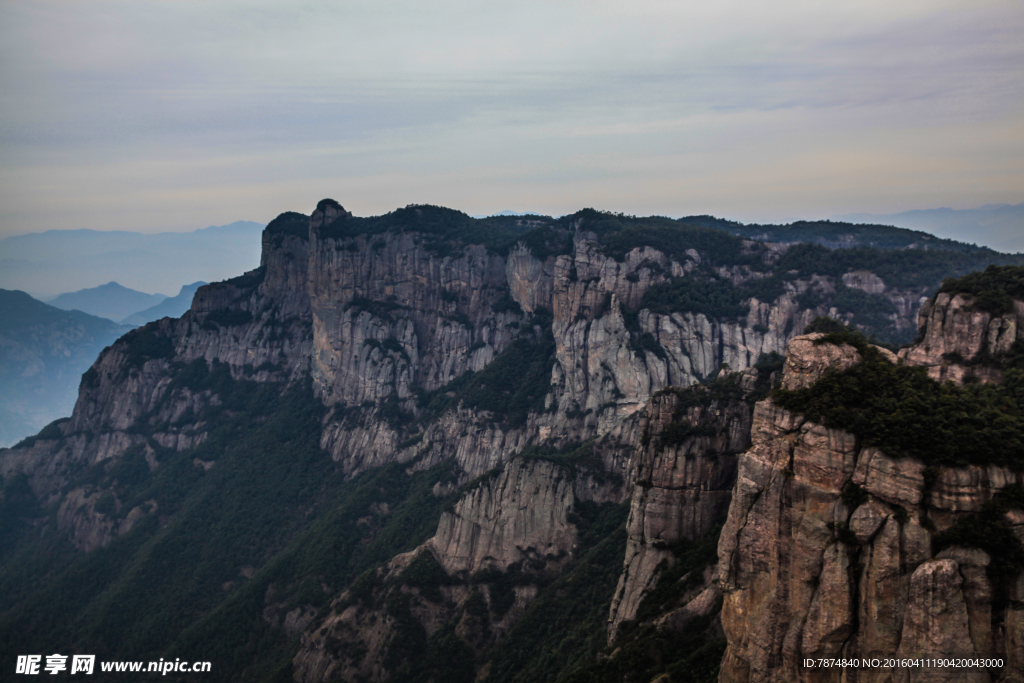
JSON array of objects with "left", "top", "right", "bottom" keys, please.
[
  {"left": 120, "top": 281, "right": 206, "bottom": 326},
  {"left": 473, "top": 210, "right": 550, "bottom": 218},
  {"left": 834, "top": 203, "right": 1024, "bottom": 253},
  {"left": 48, "top": 281, "right": 167, "bottom": 321},
  {"left": 0, "top": 220, "right": 264, "bottom": 298},
  {"left": 0, "top": 289, "right": 131, "bottom": 447}
]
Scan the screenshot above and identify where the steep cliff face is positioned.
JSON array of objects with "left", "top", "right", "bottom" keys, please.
[
  {"left": 428, "top": 457, "right": 578, "bottom": 575},
  {"left": 311, "top": 223, "right": 839, "bottom": 483},
  {"left": 5, "top": 200, "right": 1003, "bottom": 683},
  {"left": 717, "top": 318, "right": 1024, "bottom": 681},
  {"left": 1, "top": 202, "right": 925, "bottom": 513},
  {"left": 308, "top": 233, "right": 511, "bottom": 403},
  {"left": 0, "top": 217, "right": 314, "bottom": 549},
  {"left": 308, "top": 222, "right": 522, "bottom": 476},
  {"left": 292, "top": 451, "right": 621, "bottom": 683},
  {"left": 605, "top": 370, "right": 762, "bottom": 638},
  {"left": 514, "top": 232, "right": 802, "bottom": 426},
  {"left": 295, "top": 359, "right": 772, "bottom": 683},
  {"left": 900, "top": 291, "right": 1023, "bottom": 383}
]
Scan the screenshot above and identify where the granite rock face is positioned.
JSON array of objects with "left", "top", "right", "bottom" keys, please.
[
  {"left": 1, "top": 202, "right": 920, "bottom": 548},
  {"left": 292, "top": 447, "right": 621, "bottom": 683},
  {"left": 428, "top": 457, "right": 578, "bottom": 575},
  {"left": 606, "top": 372, "right": 759, "bottom": 638},
  {"left": 899, "top": 292, "right": 1024, "bottom": 383},
  {"left": 717, "top": 326, "right": 1024, "bottom": 683},
  {"left": 2, "top": 200, "right": 967, "bottom": 681}
]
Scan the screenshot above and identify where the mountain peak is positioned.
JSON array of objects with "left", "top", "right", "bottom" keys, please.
[
  {"left": 48, "top": 282, "right": 167, "bottom": 321},
  {"left": 310, "top": 198, "right": 352, "bottom": 230}
]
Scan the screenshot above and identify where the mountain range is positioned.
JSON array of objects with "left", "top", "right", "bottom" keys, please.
[
  {"left": 119, "top": 281, "right": 208, "bottom": 326},
  {"left": 0, "top": 290, "right": 132, "bottom": 447},
  {"left": 47, "top": 281, "right": 168, "bottom": 321},
  {"left": 835, "top": 202, "right": 1024, "bottom": 253},
  {"left": 2, "top": 201, "right": 1023, "bottom": 682},
  {"left": 43, "top": 280, "right": 210, "bottom": 326},
  {"left": 0, "top": 220, "right": 263, "bottom": 299}
]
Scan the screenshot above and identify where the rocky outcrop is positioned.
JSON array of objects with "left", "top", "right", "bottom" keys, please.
[
  {"left": 428, "top": 457, "right": 577, "bottom": 575},
  {"left": 521, "top": 233, "right": 806, "bottom": 428},
  {"left": 307, "top": 231, "right": 513, "bottom": 404},
  {"left": 717, "top": 330, "right": 1024, "bottom": 683},
  {"left": 291, "top": 546, "right": 480, "bottom": 683},
  {"left": 55, "top": 488, "right": 154, "bottom": 552},
  {"left": 899, "top": 292, "right": 1024, "bottom": 383},
  {"left": 606, "top": 372, "right": 760, "bottom": 637},
  {"left": 293, "top": 451, "right": 601, "bottom": 683},
  {"left": 302, "top": 215, "right": 846, "bottom": 484}
]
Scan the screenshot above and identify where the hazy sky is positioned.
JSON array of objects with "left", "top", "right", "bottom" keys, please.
[{"left": 1, "top": 0, "right": 1021, "bottom": 238}]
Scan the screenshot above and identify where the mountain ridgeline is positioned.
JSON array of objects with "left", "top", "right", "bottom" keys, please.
[
  {"left": 2, "top": 200, "right": 1023, "bottom": 682},
  {"left": 47, "top": 282, "right": 168, "bottom": 322},
  {"left": 0, "top": 290, "right": 133, "bottom": 448}
]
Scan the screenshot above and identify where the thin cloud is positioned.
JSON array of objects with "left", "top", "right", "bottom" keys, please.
[{"left": 0, "top": 0, "right": 1021, "bottom": 238}]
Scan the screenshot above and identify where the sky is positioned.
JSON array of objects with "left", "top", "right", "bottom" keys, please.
[{"left": 0, "top": 0, "right": 1021, "bottom": 239}]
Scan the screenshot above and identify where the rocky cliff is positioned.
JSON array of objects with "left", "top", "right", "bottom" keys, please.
[
  {"left": 2, "top": 201, "right": 1020, "bottom": 683},
  {"left": 292, "top": 455, "right": 585, "bottom": 683},
  {"left": 605, "top": 371, "right": 761, "bottom": 638},
  {"left": 3, "top": 201, "right": 879, "bottom": 552},
  {"left": 900, "top": 290, "right": 1023, "bottom": 384},
  {"left": 716, "top": 284, "right": 1024, "bottom": 683}
]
